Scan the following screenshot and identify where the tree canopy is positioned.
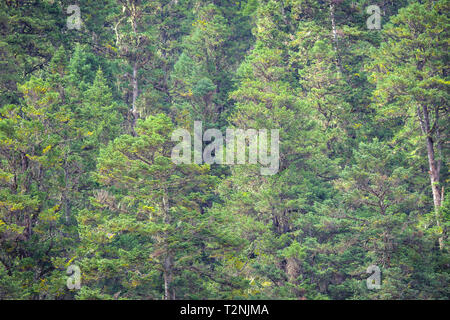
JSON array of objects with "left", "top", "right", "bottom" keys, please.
[{"left": 0, "top": 0, "right": 448, "bottom": 300}]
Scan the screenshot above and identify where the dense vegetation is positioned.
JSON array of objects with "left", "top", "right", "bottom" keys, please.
[{"left": 0, "top": 0, "right": 448, "bottom": 300}]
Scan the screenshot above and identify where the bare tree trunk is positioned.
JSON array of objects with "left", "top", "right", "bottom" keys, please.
[
  {"left": 426, "top": 135, "right": 444, "bottom": 250},
  {"left": 329, "top": 2, "right": 343, "bottom": 73},
  {"left": 63, "top": 158, "right": 71, "bottom": 224},
  {"left": 419, "top": 104, "right": 444, "bottom": 249},
  {"left": 163, "top": 254, "right": 174, "bottom": 300},
  {"left": 131, "top": 60, "right": 138, "bottom": 131},
  {"left": 130, "top": 6, "right": 139, "bottom": 133}
]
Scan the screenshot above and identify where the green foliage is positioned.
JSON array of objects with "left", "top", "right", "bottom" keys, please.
[{"left": 0, "top": 0, "right": 448, "bottom": 300}]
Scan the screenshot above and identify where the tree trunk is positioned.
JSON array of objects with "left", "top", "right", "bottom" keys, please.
[
  {"left": 163, "top": 254, "right": 174, "bottom": 300},
  {"left": 420, "top": 104, "right": 444, "bottom": 250},
  {"left": 426, "top": 134, "right": 444, "bottom": 250},
  {"left": 130, "top": 8, "right": 139, "bottom": 134},
  {"left": 329, "top": 2, "right": 343, "bottom": 73},
  {"left": 131, "top": 60, "right": 138, "bottom": 132},
  {"left": 63, "top": 163, "right": 71, "bottom": 224}
]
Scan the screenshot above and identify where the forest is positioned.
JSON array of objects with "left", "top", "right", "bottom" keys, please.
[{"left": 0, "top": 0, "right": 448, "bottom": 300}]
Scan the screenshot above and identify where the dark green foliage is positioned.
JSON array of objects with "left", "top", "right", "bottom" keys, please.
[{"left": 0, "top": 0, "right": 448, "bottom": 300}]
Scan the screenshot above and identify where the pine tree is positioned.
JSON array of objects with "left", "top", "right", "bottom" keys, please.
[{"left": 368, "top": 0, "right": 449, "bottom": 250}]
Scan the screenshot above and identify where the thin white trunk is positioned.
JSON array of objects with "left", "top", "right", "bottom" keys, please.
[
  {"left": 132, "top": 61, "right": 138, "bottom": 116},
  {"left": 329, "top": 2, "right": 342, "bottom": 73},
  {"left": 420, "top": 104, "right": 444, "bottom": 250}
]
